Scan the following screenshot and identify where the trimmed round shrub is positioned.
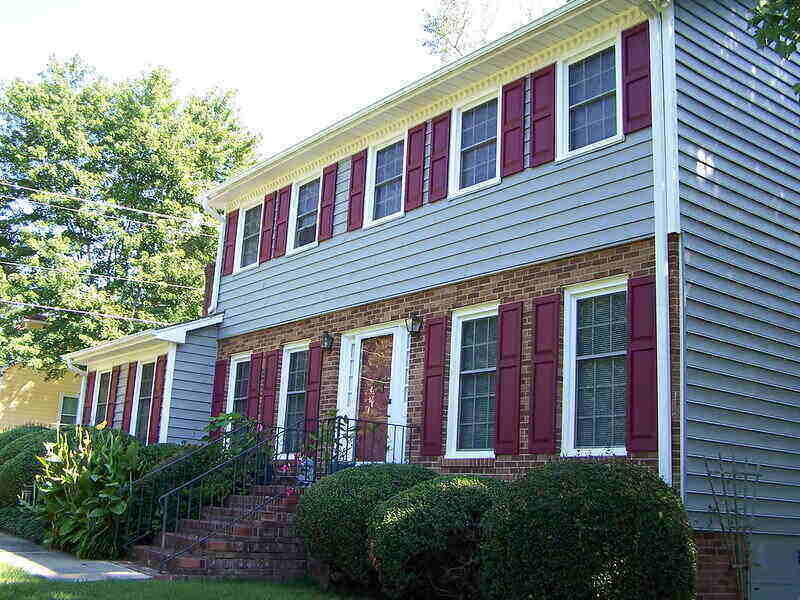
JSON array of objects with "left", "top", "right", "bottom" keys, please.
[
  {"left": 369, "top": 475, "right": 506, "bottom": 599},
  {"left": 296, "top": 463, "right": 437, "bottom": 587},
  {"left": 0, "top": 428, "right": 57, "bottom": 507},
  {"left": 0, "top": 425, "right": 49, "bottom": 456},
  {"left": 480, "top": 460, "right": 696, "bottom": 600},
  {"left": 0, "top": 426, "right": 49, "bottom": 468},
  {"left": 0, "top": 506, "right": 45, "bottom": 543}
]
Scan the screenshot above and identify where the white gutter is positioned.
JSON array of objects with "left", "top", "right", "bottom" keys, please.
[{"left": 64, "top": 357, "right": 87, "bottom": 377}]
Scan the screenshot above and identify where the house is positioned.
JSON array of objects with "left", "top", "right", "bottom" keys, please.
[
  {"left": 63, "top": 0, "right": 799, "bottom": 596},
  {"left": 0, "top": 316, "right": 82, "bottom": 429}
]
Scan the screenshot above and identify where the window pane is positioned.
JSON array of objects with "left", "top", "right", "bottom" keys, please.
[
  {"left": 283, "top": 350, "right": 309, "bottom": 452},
  {"left": 576, "top": 292, "right": 627, "bottom": 357},
  {"left": 294, "top": 180, "right": 319, "bottom": 248},
  {"left": 60, "top": 395, "right": 79, "bottom": 425},
  {"left": 568, "top": 47, "right": 617, "bottom": 151},
  {"left": 135, "top": 363, "right": 155, "bottom": 442},
  {"left": 232, "top": 361, "right": 250, "bottom": 415},
  {"left": 95, "top": 372, "right": 111, "bottom": 425},
  {"left": 575, "top": 356, "right": 627, "bottom": 448},
  {"left": 240, "top": 205, "right": 262, "bottom": 267},
  {"left": 460, "top": 99, "right": 497, "bottom": 188},
  {"left": 457, "top": 315, "right": 498, "bottom": 451}
]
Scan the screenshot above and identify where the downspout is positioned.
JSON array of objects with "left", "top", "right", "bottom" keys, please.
[
  {"left": 65, "top": 357, "right": 87, "bottom": 377},
  {"left": 200, "top": 193, "right": 225, "bottom": 316}
]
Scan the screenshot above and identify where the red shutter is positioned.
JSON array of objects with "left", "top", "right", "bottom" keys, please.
[
  {"left": 627, "top": 275, "right": 657, "bottom": 452},
  {"left": 147, "top": 354, "right": 167, "bottom": 445},
  {"left": 501, "top": 78, "right": 526, "bottom": 177},
  {"left": 247, "top": 352, "right": 263, "bottom": 419},
  {"left": 259, "top": 193, "right": 276, "bottom": 263},
  {"left": 530, "top": 64, "right": 556, "bottom": 167},
  {"left": 106, "top": 365, "right": 121, "bottom": 426},
  {"left": 319, "top": 162, "right": 339, "bottom": 241},
  {"left": 622, "top": 22, "right": 652, "bottom": 134},
  {"left": 82, "top": 371, "right": 96, "bottom": 425},
  {"left": 305, "top": 342, "right": 323, "bottom": 435},
  {"left": 529, "top": 295, "right": 559, "bottom": 454},
  {"left": 273, "top": 185, "right": 292, "bottom": 257},
  {"left": 259, "top": 350, "right": 279, "bottom": 427},
  {"left": 421, "top": 316, "right": 447, "bottom": 456},
  {"left": 428, "top": 112, "right": 451, "bottom": 202},
  {"left": 347, "top": 149, "right": 367, "bottom": 231},
  {"left": 121, "top": 362, "right": 137, "bottom": 433},
  {"left": 404, "top": 123, "right": 426, "bottom": 211},
  {"left": 221, "top": 210, "right": 239, "bottom": 276},
  {"left": 495, "top": 302, "right": 522, "bottom": 455}
]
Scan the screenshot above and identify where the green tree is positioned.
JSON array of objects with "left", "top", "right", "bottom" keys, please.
[
  {"left": 749, "top": 0, "right": 800, "bottom": 93},
  {"left": 0, "top": 57, "right": 259, "bottom": 377}
]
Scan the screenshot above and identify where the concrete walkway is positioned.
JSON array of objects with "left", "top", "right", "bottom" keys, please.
[{"left": 0, "top": 533, "right": 151, "bottom": 582}]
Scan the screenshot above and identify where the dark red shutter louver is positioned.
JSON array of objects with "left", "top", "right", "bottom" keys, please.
[
  {"left": 530, "top": 64, "right": 556, "bottom": 167},
  {"left": 626, "top": 275, "right": 657, "bottom": 452},
  {"left": 305, "top": 342, "right": 323, "bottom": 434},
  {"left": 221, "top": 209, "right": 239, "bottom": 276},
  {"left": 122, "top": 362, "right": 137, "bottom": 433},
  {"left": 428, "top": 112, "right": 451, "bottom": 202},
  {"left": 495, "top": 302, "right": 523, "bottom": 455},
  {"left": 529, "top": 295, "right": 560, "bottom": 454},
  {"left": 319, "top": 162, "right": 339, "bottom": 241},
  {"left": 247, "top": 352, "right": 263, "bottom": 420},
  {"left": 211, "top": 358, "right": 229, "bottom": 439},
  {"left": 405, "top": 123, "right": 426, "bottom": 211},
  {"left": 622, "top": 22, "right": 652, "bottom": 135},
  {"left": 106, "top": 365, "right": 121, "bottom": 426},
  {"left": 147, "top": 354, "right": 167, "bottom": 445},
  {"left": 501, "top": 78, "right": 526, "bottom": 177},
  {"left": 273, "top": 185, "right": 292, "bottom": 257},
  {"left": 421, "top": 316, "right": 447, "bottom": 456},
  {"left": 259, "top": 193, "right": 276, "bottom": 263},
  {"left": 260, "top": 350, "right": 279, "bottom": 427},
  {"left": 347, "top": 149, "right": 367, "bottom": 231},
  {"left": 82, "top": 371, "right": 96, "bottom": 425}
]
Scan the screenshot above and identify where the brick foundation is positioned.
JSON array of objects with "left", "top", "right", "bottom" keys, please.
[{"left": 694, "top": 532, "right": 740, "bottom": 600}]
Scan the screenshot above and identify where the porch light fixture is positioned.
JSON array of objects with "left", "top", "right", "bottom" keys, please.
[
  {"left": 321, "top": 331, "right": 335, "bottom": 350},
  {"left": 405, "top": 312, "right": 423, "bottom": 336}
]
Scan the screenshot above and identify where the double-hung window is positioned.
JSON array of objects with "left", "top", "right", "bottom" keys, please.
[
  {"left": 238, "top": 204, "right": 262, "bottom": 268},
  {"left": 134, "top": 362, "right": 156, "bottom": 442},
  {"left": 94, "top": 371, "right": 112, "bottom": 425},
  {"left": 290, "top": 178, "right": 321, "bottom": 251},
  {"left": 229, "top": 358, "right": 251, "bottom": 416},
  {"left": 283, "top": 350, "right": 308, "bottom": 453},
  {"left": 452, "top": 95, "right": 500, "bottom": 194},
  {"left": 366, "top": 138, "right": 405, "bottom": 225},
  {"left": 563, "top": 277, "right": 628, "bottom": 456},
  {"left": 446, "top": 304, "right": 499, "bottom": 458},
  {"left": 59, "top": 394, "right": 79, "bottom": 425}
]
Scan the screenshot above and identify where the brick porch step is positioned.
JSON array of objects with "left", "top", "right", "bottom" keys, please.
[
  {"left": 159, "top": 531, "right": 303, "bottom": 553},
  {"left": 202, "top": 505, "right": 296, "bottom": 523},
  {"left": 176, "top": 518, "right": 296, "bottom": 538}
]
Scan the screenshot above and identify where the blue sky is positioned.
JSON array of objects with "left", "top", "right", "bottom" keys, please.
[{"left": 3, "top": 1, "right": 562, "bottom": 157}]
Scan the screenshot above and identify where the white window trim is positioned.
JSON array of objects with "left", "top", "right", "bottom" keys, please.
[
  {"left": 448, "top": 88, "right": 502, "bottom": 199},
  {"left": 556, "top": 33, "right": 625, "bottom": 162},
  {"left": 90, "top": 369, "right": 113, "bottom": 425},
  {"left": 364, "top": 132, "right": 407, "bottom": 228},
  {"left": 445, "top": 301, "right": 500, "bottom": 460},
  {"left": 561, "top": 275, "right": 629, "bottom": 458},
  {"left": 233, "top": 200, "right": 263, "bottom": 274},
  {"left": 57, "top": 392, "right": 80, "bottom": 426},
  {"left": 130, "top": 360, "right": 157, "bottom": 440},
  {"left": 226, "top": 352, "right": 253, "bottom": 415},
  {"left": 277, "top": 340, "right": 311, "bottom": 457},
  {"left": 286, "top": 173, "right": 322, "bottom": 256}
]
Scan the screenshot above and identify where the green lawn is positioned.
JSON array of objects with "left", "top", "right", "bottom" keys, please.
[{"left": 0, "top": 563, "right": 353, "bottom": 600}]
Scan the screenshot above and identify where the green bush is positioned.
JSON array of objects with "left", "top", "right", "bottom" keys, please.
[
  {"left": 0, "top": 428, "right": 56, "bottom": 507},
  {"left": 369, "top": 475, "right": 506, "bottom": 599},
  {"left": 0, "top": 425, "right": 49, "bottom": 457},
  {"left": 0, "top": 506, "right": 46, "bottom": 544},
  {"left": 480, "top": 460, "right": 696, "bottom": 600},
  {"left": 138, "top": 442, "right": 187, "bottom": 472},
  {"left": 296, "top": 463, "right": 437, "bottom": 587},
  {"left": 0, "top": 426, "right": 50, "bottom": 469},
  {"left": 33, "top": 424, "right": 141, "bottom": 559}
]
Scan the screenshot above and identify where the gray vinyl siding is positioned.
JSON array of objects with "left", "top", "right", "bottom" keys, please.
[
  {"left": 676, "top": 0, "right": 800, "bottom": 554},
  {"left": 218, "top": 126, "right": 654, "bottom": 338},
  {"left": 167, "top": 325, "right": 219, "bottom": 444}
]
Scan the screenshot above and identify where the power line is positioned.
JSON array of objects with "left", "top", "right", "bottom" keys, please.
[
  {"left": 0, "top": 260, "right": 203, "bottom": 290},
  {"left": 0, "top": 181, "right": 217, "bottom": 228},
  {"left": 0, "top": 299, "right": 167, "bottom": 325},
  {"left": 0, "top": 194, "right": 218, "bottom": 238}
]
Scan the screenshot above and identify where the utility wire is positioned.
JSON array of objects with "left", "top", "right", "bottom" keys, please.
[
  {"left": 0, "top": 181, "right": 217, "bottom": 229},
  {"left": 0, "top": 260, "right": 202, "bottom": 290},
  {"left": 0, "top": 299, "right": 168, "bottom": 326},
  {"left": 0, "top": 194, "right": 217, "bottom": 238}
]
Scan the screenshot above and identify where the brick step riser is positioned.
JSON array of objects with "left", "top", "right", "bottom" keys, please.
[
  {"left": 224, "top": 496, "right": 298, "bottom": 510},
  {"left": 202, "top": 507, "right": 295, "bottom": 523},
  {"left": 250, "top": 485, "right": 304, "bottom": 496},
  {"left": 170, "top": 522, "right": 298, "bottom": 540},
  {"left": 159, "top": 532, "right": 302, "bottom": 551},
  {"left": 135, "top": 546, "right": 306, "bottom": 568}
]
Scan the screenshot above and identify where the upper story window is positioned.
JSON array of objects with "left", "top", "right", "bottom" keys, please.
[
  {"left": 94, "top": 371, "right": 112, "bottom": 425},
  {"left": 59, "top": 394, "right": 79, "bottom": 425},
  {"left": 290, "top": 178, "right": 321, "bottom": 252},
  {"left": 450, "top": 92, "right": 501, "bottom": 196},
  {"left": 134, "top": 362, "right": 156, "bottom": 442},
  {"left": 371, "top": 139, "right": 404, "bottom": 222},
  {"left": 238, "top": 204, "right": 262, "bottom": 268},
  {"left": 229, "top": 358, "right": 251, "bottom": 415}
]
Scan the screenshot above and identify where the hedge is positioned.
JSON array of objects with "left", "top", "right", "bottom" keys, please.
[
  {"left": 296, "top": 463, "right": 437, "bottom": 587},
  {"left": 0, "top": 506, "right": 46, "bottom": 544},
  {"left": 480, "top": 460, "right": 696, "bottom": 600},
  {"left": 0, "top": 426, "right": 50, "bottom": 468},
  {"left": 369, "top": 475, "right": 506, "bottom": 599},
  {"left": 0, "top": 429, "right": 57, "bottom": 507},
  {"left": 0, "top": 425, "right": 49, "bottom": 457}
]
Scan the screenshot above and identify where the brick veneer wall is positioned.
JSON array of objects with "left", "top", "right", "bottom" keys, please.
[
  {"left": 219, "top": 236, "right": 682, "bottom": 479},
  {"left": 694, "top": 532, "right": 739, "bottom": 600}
]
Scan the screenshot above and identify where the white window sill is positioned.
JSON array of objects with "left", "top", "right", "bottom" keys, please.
[
  {"left": 556, "top": 134, "right": 625, "bottom": 163},
  {"left": 445, "top": 450, "right": 496, "bottom": 460},
  {"left": 562, "top": 446, "right": 627, "bottom": 458},
  {"left": 285, "top": 240, "right": 318, "bottom": 257},
  {"left": 232, "top": 261, "right": 259, "bottom": 276},
  {"left": 449, "top": 175, "right": 501, "bottom": 200},
  {"left": 364, "top": 211, "right": 404, "bottom": 229}
]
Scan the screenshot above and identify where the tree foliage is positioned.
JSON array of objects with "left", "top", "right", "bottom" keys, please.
[
  {"left": 749, "top": 0, "right": 800, "bottom": 93},
  {"left": 0, "top": 57, "right": 259, "bottom": 376}
]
